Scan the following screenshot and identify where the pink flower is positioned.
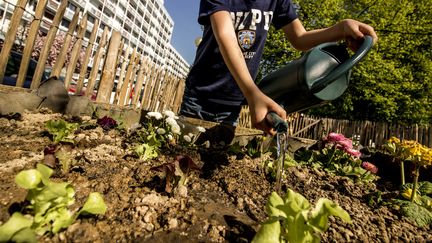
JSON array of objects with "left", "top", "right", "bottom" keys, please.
[
  {"left": 338, "top": 139, "right": 353, "bottom": 150},
  {"left": 324, "top": 133, "right": 353, "bottom": 150},
  {"left": 345, "top": 148, "right": 361, "bottom": 158},
  {"left": 325, "top": 132, "right": 346, "bottom": 142},
  {"left": 361, "top": 162, "right": 378, "bottom": 174}
]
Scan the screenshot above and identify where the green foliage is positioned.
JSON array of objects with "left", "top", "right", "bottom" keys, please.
[
  {"left": 262, "top": 0, "right": 432, "bottom": 125},
  {"left": 228, "top": 136, "right": 266, "bottom": 159},
  {"left": 45, "top": 120, "right": 79, "bottom": 144},
  {"left": 134, "top": 111, "right": 206, "bottom": 161},
  {"left": 295, "top": 147, "right": 376, "bottom": 182},
  {"left": 265, "top": 154, "right": 299, "bottom": 180},
  {"left": 253, "top": 190, "right": 351, "bottom": 243},
  {"left": 0, "top": 164, "right": 106, "bottom": 240}
]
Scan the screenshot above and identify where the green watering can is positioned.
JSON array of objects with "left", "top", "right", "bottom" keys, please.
[{"left": 261, "top": 36, "right": 374, "bottom": 131}]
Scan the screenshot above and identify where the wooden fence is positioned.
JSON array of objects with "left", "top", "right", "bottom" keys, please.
[
  {"left": 239, "top": 107, "right": 432, "bottom": 147},
  {"left": 0, "top": 0, "right": 185, "bottom": 113}
]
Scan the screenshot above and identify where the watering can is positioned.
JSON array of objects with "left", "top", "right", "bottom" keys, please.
[{"left": 260, "top": 36, "right": 373, "bottom": 121}]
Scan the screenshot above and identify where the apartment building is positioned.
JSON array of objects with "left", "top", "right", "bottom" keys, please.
[{"left": 0, "top": 0, "right": 190, "bottom": 78}]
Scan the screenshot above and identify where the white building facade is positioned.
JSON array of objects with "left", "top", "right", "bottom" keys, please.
[{"left": 0, "top": 0, "right": 190, "bottom": 78}]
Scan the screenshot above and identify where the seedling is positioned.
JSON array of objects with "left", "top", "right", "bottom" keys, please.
[
  {"left": 253, "top": 189, "right": 351, "bottom": 243},
  {"left": 150, "top": 155, "right": 200, "bottom": 193},
  {"left": 45, "top": 119, "right": 79, "bottom": 144},
  {"left": 0, "top": 164, "right": 107, "bottom": 241}
]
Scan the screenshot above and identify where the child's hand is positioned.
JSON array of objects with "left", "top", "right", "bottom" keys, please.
[
  {"left": 341, "top": 19, "right": 378, "bottom": 51},
  {"left": 247, "top": 90, "right": 286, "bottom": 135}
]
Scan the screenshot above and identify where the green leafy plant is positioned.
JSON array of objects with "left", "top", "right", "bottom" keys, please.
[
  {"left": 150, "top": 155, "right": 200, "bottom": 193},
  {"left": 45, "top": 119, "right": 79, "bottom": 144},
  {"left": 253, "top": 189, "right": 351, "bottom": 243},
  {"left": 0, "top": 164, "right": 107, "bottom": 241},
  {"left": 228, "top": 136, "right": 266, "bottom": 159},
  {"left": 392, "top": 181, "right": 432, "bottom": 227},
  {"left": 295, "top": 133, "right": 378, "bottom": 182},
  {"left": 134, "top": 111, "right": 205, "bottom": 161},
  {"left": 264, "top": 154, "right": 299, "bottom": 180}
]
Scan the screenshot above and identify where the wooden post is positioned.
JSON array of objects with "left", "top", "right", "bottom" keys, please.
[
  {"left": 16, "top": 0, "right": 48, "bottom": 87},
  {"left": 86, "top": 27, "right": 109, "bottom": 98},
  {"left": 96, "top": 30, "right": 121, "bottom": 103},
  {"left": 118, "top": 48, "right": 138, "bottom": 106},
  {"left": 114, "top": 46, "right": 131, "bottom": 104},
  {"left": 31, "top": 0, "right": 68, "bottom": 89},
  {"left": 141, "top": 63, "right": 156, "bottom": 110},
  {"left": 131, "top": 56, "right": 147, "bottom": 107},
  {"left": 64, "top": 13, "right": 88, "bottom": 90},
  {"left": 76, "top": 18, "right": 100, "bottom": 94},
  {"left": 51, "top": 10, "right": 80, "bottom": 78},
  {"left": 0, "top": 0, "right": 29, "bottom": 83}
]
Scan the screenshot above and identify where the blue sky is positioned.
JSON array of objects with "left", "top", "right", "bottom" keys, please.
[{"left": 164, "top": 1, "right": 202, "bottom": 65}]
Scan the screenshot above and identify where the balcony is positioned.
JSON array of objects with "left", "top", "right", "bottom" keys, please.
[
  {"left": 105, "top": 1, "right": 115, "bottom": 13},
  {"left": 73, "top": 0, "right": 86, "bottom": 7},
  {"left": 124, "top": 17, "right": 133, "bottom": 28},
  {"left": 48, "top": 0, "right": 59, "bottom": 9},
  {"left": 88, "top": 5, "right": 101, "bottom": 18}
]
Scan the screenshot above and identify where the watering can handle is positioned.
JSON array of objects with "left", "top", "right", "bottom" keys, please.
[
  {"left": 266, "top": 112, "right": 288, "bottom": 133},
  {"left": 309, "top": 35, "right": 374, "bottom": 93}
]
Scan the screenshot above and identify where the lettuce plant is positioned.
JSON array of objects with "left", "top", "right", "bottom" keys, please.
[
  {"left": 46, "top": 119, "right": 79, "bottom": 144},
  {"left": 96, "top": 116, "right": 118, "bottom": 131},
  {"left": 253, "top": 189, "right": 351, "bottom": 243},
  {"left": 0, "top": 164, "right": 107, "bottom": 241}
]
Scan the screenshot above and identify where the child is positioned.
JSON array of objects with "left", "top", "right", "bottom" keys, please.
[{"left": 180, "top": 0, "right": 378, "bottom": 135}]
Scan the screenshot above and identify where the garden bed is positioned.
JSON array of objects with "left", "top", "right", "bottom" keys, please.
[{"left": 0, "top": 110, "right": 431, "bottom": 242}]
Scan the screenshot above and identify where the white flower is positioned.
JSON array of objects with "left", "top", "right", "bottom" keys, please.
[
  {"left": 146, "top": 111, "right": 162, "bottom": 120},
  {"left": 156, "top": 128, "right": 166, "bottom": 135},
  {"left": 183, "top": 135, "right": 192, "bottom": 143},
  {"left": 162, "top": 110, "right": 179, "bottom": 119},
  {"left": 167, "top": 134, "right": 173, "bottom": 141},
  {"left": 165, "top": 117, "right": 178, "bottom": 127},
  {"left": 171, "top": 124, "right": 181, "bottom": 135},
  {"left": 196, "top": 126, "right": 206, "bottom": 133},
  {"left": 188, "top": 133, "right": 194, "bottom": 138}
]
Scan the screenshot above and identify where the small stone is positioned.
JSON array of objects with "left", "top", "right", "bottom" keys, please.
[{"left": 168, "top": 218, "right": 178, "bottom": 229}]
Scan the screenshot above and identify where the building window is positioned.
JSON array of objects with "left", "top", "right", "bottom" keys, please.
[
  {"left": 61, "top": 18, "right": 70, "bottom": 28},
  {"left": 88, "top": 14, "right": 95, "bottom": 24},
  {"left": 68, "top": 2, "right": 77, "bottom": 11},
  {"left": 44, "top": 10, "right": 55, "bottom": 20}
]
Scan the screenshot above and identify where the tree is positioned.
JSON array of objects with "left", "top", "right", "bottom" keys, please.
[{"left": 260, "top": 0, "right": 432, "bottom": 125}]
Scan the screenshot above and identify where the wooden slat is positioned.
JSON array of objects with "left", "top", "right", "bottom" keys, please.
[
  {"left": 118, "top": 48, "right": 138, "bottom": 106},
  {"left": 51, "top": 10, "right": 80, "bottom": 78},
  {"left": 16, "top": 0, "right": 48, "bottom": 87},
  {"left": 96, "top": 30, "right": 122, "bottom": 103},
  {"left": 76, "top": 18, "right": 100, "bottom": 94},
  {"left": 113, "top": 46, "right": 131, "bottom": 104},
  {"left": 0, "top": 0, "right": 29, "bottom": 83},
  {"left": 31, "top": 0, "right": 68, "bottom": 89},
  {"left": 64, "top": 13, "right": 87, "bottom": 91},
  {"left": 131, "top": 56, "right": 148, "bottom": 107},
  {"left": 86, "top": 27, "right": 109, "bottom": 98}
]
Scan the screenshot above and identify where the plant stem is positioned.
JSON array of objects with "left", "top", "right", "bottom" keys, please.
[
  {"left": 400, "top": 160, "right": 405, "bottom": 185},
  {"left": 327, "top": 146, "right": 337, "bottom": 166},
  {"left": 410, "top": 165, "right": 419, "bottom": 202}
]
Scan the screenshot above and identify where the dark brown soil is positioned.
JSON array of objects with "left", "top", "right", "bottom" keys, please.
[{"left": 0, "top": 111, "right": 431, "bottom": 242}]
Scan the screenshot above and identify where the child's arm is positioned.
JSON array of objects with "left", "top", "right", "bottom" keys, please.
[
  {"left": 282, "top": 19, "right": 378, "bottom": 51},
  {"left": 210, "top": 11, "right": 286, "bottom": 135}
]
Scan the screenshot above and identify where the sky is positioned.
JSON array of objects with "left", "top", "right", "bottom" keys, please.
[{"left": 164, "top": 1, "right": 202, "bottom": 65}]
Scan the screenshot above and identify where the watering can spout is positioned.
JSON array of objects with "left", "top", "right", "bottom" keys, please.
[{"left": 259, "top": 36, "right": 374, "bottom": 115}]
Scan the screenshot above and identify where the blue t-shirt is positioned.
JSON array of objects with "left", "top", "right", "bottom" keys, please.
[{"left": 185, "top": 0, "right": 298, "bottom": 106}]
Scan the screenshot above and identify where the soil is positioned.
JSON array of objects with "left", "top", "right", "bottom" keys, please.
[{"left": 0, "top": 110, "right": 431, "bottom": 242}]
